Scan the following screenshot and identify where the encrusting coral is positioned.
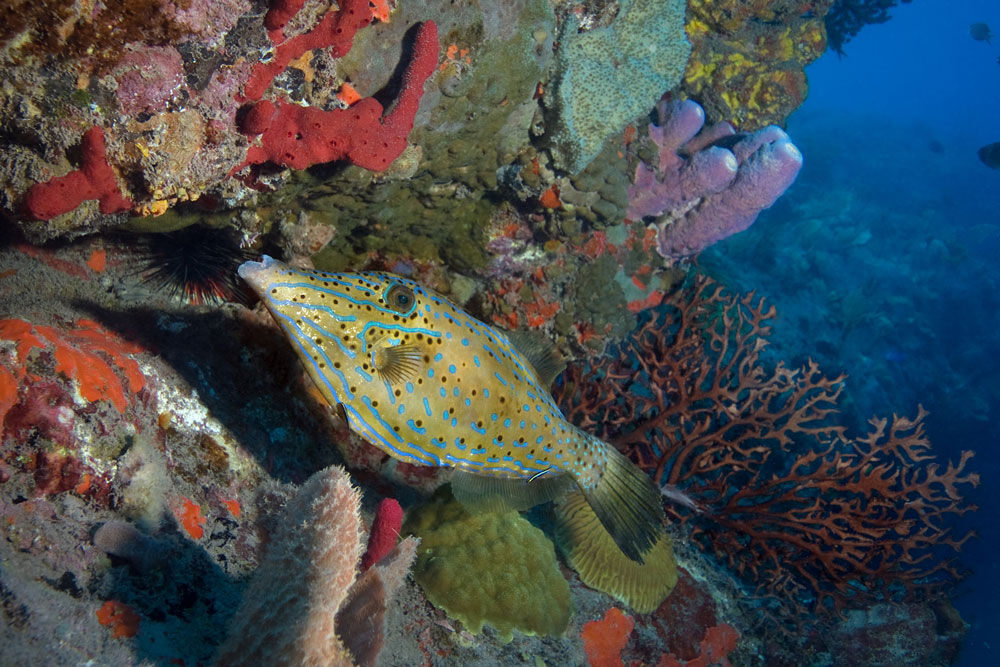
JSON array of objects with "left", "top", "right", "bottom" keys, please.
[
  {"left": 545, "top": 0, "right": 690, "bottom": 174},
  {"left": 214, "top": 465, "right": 417, "bottom": 666},
  {"left": 403, "top": 487, "right": 570, "bottom": 642},
  {"left": 581, "top": 607, "right": 634, "bottom": 667},
  {"left": 682, "top": 0, "right": 830, "bottom": 130}
]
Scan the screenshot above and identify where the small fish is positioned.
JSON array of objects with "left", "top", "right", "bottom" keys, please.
[
  {"left": 660, "top": 483, "right": 704, "bottom": 514},
  {"left": 239, "top": 256, "right": 664, "bottom": 561},
  {"left": 978, "top": 142, "right": 1000, "bottom": 170},
  {"left": 970, "top": 22, "right": 992, "bottom": 44}
]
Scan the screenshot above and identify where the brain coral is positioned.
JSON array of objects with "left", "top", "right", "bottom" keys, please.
[
  {"left": 403, "top": 488, "right": 571, "bottom": 642},
  {"left": 545, "top": 0, "right": 690, "bottom": 174}
]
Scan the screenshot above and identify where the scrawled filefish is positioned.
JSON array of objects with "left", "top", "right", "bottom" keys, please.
[{"left": 239, "top": 256, "right": 664, "bottom": 561}]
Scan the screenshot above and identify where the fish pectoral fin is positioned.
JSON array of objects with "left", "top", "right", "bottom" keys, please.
[
  {"left": 371, "top": 342, "right": 422, "bottom": 387},
  {"left": 451, "top": 468, "right": 573, "bottom": 513}
]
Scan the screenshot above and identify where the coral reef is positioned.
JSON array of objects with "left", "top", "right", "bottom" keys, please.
[
  {"left": 1, "top": 0, "right": 440, "bottom": 241},
  {"left": 0, "top": 0, "right": 247, "bottom": 69},
  {"left": 479, "top": 210, "right": 673, "bottom": 358},
  {"left": 0, "top": 240, "right": 376, "bottom": 665},
  {"left": 555, "top": 275, "right": 978, "bottom": 625},
  {"left": 0, "top": 2, "right": 981, "bottom": 664},
  {"left": 627, "top": 97, "right": 802, "bottom": 261},
  {"left": 403, "top": 488, "right": 571, "bottom": 642},
  {"left": 544, "top": 0, "right": 690, "bottom": 174},
  {"left": 682, "top": 0, "right": 832, "bottom": 130},
  {"left": 293, "top": 0, "right": 557, "bottom": 274}
]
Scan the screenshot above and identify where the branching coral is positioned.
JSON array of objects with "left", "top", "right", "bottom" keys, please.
[{"left": 554, "top": 274, "right": 978, "bottom": 621}]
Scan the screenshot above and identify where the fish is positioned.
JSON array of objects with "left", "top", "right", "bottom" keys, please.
[
  {"left": 970, "top": 22, "right": 992, "bottom": 44},
  {"left": 239, "top": 255, "right": 664, "bottom": 562},
  {"left": 978, "top": 142, "right": 1000, "bottom": 170}
]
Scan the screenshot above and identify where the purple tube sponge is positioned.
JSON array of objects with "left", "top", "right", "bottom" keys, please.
[{"left": 627, "top": 98, "right": 802, "bottom": 261}]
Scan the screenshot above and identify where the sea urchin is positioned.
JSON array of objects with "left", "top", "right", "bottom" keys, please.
[{"left": 135, "top": 225, "right": 256, "bottom": 304}]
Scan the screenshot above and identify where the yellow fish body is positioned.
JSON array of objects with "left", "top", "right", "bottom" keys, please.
[{"left": 239, "top": 256, "right": 663, "bottom": 561}]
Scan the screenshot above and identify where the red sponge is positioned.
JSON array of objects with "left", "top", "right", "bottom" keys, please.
[
  {"left": 236, "top": 20, "right": 439, "bottom": 174},
  {"left": 360, "top": 497, "right": 403, "bottom": 571},
  {"left": 23, "top": 127, "right": 132, "bottom": 221}
]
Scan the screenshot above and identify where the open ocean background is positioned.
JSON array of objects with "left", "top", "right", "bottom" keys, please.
[{"left": 702, "top": 0, "right": 1000, "bottom": 662}]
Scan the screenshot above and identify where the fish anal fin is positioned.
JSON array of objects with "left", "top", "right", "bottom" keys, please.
[
  {"left": 451, "top": 469, "right": 573, "bottom": 513},
  {"left": 554, "top": 490, "right": 677, "bottom": 613}
]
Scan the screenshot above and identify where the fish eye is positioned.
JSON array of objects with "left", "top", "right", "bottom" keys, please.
[{"left": 385, "top": 284, "right": 415, "bottom": 313}]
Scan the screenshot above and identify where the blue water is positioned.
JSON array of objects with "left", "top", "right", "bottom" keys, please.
[{"left": 703, "top": 0, "right": 1000, "bottom": 661}]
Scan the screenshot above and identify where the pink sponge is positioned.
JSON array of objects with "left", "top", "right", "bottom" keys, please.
[
  {"left": 361, "top": 498, "right": 403, "bottom": 571},
  {"left": 23, "top": 127, "right": 132, "bottom": 220}
]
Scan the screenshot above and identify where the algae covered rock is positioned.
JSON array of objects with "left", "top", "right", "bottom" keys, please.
[
  {"left": 683, "top": 0, "right": 829, "bottom": 130},
  {"left": 294, "top": 0, "right": 557, "bottom": 273},
  {"left": 403, "top": 488, "right": 571, "bottom": 642}
]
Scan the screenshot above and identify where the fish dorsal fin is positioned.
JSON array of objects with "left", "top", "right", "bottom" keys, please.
[
  {"left": 505, "top": 329, "right": 566, "bottom": 390},
  {"left": 451, "top": 469, "right": 574, "bottom": 513},
  {"left": 371, "top": 341, "right": 422, "bottom": 387}
]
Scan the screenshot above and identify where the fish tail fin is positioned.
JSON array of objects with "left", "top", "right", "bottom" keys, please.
[{"left": 581, "top": 444, "right": 664, "bottom": 563}]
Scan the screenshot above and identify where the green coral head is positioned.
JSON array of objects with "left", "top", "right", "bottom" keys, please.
[{"left": 403, "top": 487, "right": 571, "bottom": 642}]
